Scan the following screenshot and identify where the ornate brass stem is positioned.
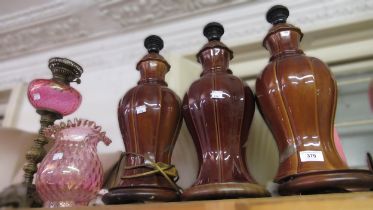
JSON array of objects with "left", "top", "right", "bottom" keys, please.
[{"left": 23, "top": 110, "right": 62, "bottom": 194}]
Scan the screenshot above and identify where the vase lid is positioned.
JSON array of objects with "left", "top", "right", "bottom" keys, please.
[
  {"left": 197, "top": 22, "right": 233, "bottom": 62},
  {"left": 136, "top": 35, "right": 170, "bottom": 71},
  {"left": 48, "top": 57, "right": 83, "bottom": 84},
  {"left": 263, "top": 5, "right": 303, "bottom": 48}
]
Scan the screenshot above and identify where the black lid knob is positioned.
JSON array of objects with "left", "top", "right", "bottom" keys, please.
[
  {"left": 144, "top": 35, "right": 164, "bottom": 53},
  {"left": 266, "top": 5, "right": 289, "bottom": 25},
  {"left": 203, "top": 22, "right": 224, "bottom": 41}
]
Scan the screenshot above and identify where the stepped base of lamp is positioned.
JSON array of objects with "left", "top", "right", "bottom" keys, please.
[
  {"left": 182, "top": 182, "right": 269, "bottom": 201},
  {"left": 103, "top": 187, "right": 179, "bottom": 204},
  {"left": 278, "top": 169, "right": 373, "bottom": 195}
]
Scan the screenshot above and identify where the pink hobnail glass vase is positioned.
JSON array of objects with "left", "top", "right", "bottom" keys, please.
[
  {"left": 27, "top": 79, "right": 82, "bottom": 116},
  {"left": 35, "top": 119, "right": 111, "bottom": 208}
]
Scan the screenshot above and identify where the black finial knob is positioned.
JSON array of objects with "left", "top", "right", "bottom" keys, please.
[
  {"left": 203, "top": 22, "right": 224, "bottom": 41},
  {"left": 144, "top": 35, "right": 164, "bottom": 53},
  {"left": 266, "top": 5, "right": 289, "bottom": 25}
]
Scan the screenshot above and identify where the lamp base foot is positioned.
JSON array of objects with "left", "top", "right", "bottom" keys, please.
[
  {"left": 278, "top": 169, "right": 373, "bottom": 195},
  {"left": 182, "top": 182, "right": 269, "bottom": 201},
  {"left": 103, "top": 187, "right": 179, "bottom": 204}
]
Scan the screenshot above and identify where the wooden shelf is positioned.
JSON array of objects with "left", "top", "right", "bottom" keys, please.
[{"left": 12, "top": 192, "right": 373, "bottom": 210}]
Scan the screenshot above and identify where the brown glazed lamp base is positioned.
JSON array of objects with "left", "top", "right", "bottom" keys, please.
[
  {"left": 102, "top": 187, "right": 179, "bottom": 204},
  {"left": 278, "top": 169, "right": 373, "bottom": 195},
  {"left": 182, "top": 183, "right": 270, "bottom": 201}
]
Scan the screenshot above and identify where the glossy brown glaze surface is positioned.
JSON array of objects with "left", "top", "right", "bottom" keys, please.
[
  {"left": 104, "top": 36, "right": 182, "bottom": 203},
  {"left": 182, "top": 22, "right": 268, "bottom": 200},
  {"left": 256, "top": 6, "right": 349, "bottom": 182},
  {"left": 256, "top": 5, "right": 373, "bottom": 194},
  {"left": 257, "top": 26, "right": 349, "bottom": 180}
]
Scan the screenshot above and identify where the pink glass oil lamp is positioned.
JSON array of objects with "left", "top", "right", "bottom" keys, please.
[{"left": 23, "top": 57, "right": 83, "bottom": 198}]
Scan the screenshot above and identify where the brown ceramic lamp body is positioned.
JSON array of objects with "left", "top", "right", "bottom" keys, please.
[
  {"left": 103, "top": 36, "right": 182, "bottom": 203},
  {"left": 256, "top": 5, "right": 373, "bottom": 195},
  {"left": 182, "top": 23, "right": 269, "bottom": 200}
]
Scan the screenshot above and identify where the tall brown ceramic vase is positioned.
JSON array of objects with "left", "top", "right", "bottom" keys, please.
[
  {"left": 256, "top": 5, "right": 373, "bottom": 195},
  {"left": 182, "top": 22, "right": 269, "bottom": 200},
  {"left": 103, "top": 35, "right": 182, "bottom": 203}
]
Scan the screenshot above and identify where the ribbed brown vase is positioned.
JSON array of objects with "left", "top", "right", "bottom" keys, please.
[
  {"left": 182, "top": 22, "right": 269, "bottom": 200},
  {"left": 103, "top": 35, "right": 182, "bottom": 203},
  {"left": 256, "top": 5, "right": 373, "bottom": 195}
]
